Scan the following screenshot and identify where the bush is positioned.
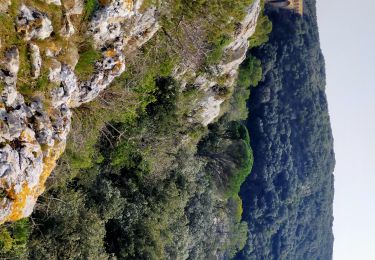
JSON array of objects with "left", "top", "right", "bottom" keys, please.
[
  {"left": 198, "top": 120, "right": 254, "bottom": 198},
  {"left": 248, "top": 1, "right": 273, "bottom": 48},
  {"left": 238, "top": 55, "right": 263, "bottom": 89},
  {"left": 0, "top": 219, "right": 30, "bottom": 258}
]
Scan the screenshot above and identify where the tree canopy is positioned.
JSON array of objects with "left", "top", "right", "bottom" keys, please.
[{"left": 237, "top": 0, "right": 335, "bottom": 259}]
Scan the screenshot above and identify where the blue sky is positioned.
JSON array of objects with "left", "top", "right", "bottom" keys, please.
[{"left": 316, "top": 0, "right": 375, "bottom": 259}]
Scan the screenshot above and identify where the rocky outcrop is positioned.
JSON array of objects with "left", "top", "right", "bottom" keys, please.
[
  {"left": 16, "top": 5, "right": 53, "bottom": 41},
  {"left": 0, "top": 0, "right": 159, "bottom": 223},
  {"left": 60, "top": 14, "right": 75, "bottom": 37},
  {"left": 29, "top": 43, "right": 42, "bottom": 79},
  {"left": 176, "top": 0, "right": 261, "bottom": 126}
]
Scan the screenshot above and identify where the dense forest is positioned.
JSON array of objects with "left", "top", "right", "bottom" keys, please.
[{"left": 237, "top": 0, "right": 335, "bottom": 259}]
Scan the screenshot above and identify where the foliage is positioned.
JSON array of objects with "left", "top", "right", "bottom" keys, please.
[
  {"left": 23, "top": 63, "right": 256, "bottom": 258},
  {"left": 0, "top": 219, "right": 30, "bottom": 259},
  {"left": 198, "top": 120, "right": 254, "bottom": 198},
  {"left": 160, "top": 0, "right": 254, "bottom": 66},
  {"left": 237, "top": 2, "right": 335, "bottom": 259},
  {"left": 35, "top": 74, "right": 50, "bottom": 92},
  {"left": 83, "top": 0, "right": 98, "bottom": 21},
  {"left": 27, "top": 190, "right": 108, "bottom": 259},
  {"left": 206, "top": 35, "right": 232, "bottom": 65},
  {"left": 238, "top": 55, "right": 263, "bottom": 89},
  {"left": 248, "top": 4, "right": 273, "bottom": 48}
]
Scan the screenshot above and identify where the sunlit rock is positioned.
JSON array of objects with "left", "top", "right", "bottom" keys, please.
[
  {"left": 0, "top": 0, "right": 10, "bottom": 12},
  {"left": 16, "top": 5, "right": 53, "bottom": 41},
  {"left": 44, "top": 0, "right": 61, "bottom": 5},
  {"left": 29, "top": 43, "right": 42, "bottom": 79}
]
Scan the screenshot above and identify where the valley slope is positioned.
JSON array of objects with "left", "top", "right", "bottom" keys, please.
[{"left": 238, "top": 0, "right": 335, "bottom": 258}]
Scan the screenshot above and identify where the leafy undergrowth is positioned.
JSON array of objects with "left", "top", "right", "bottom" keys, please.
[{"left": 0, "top": 219, "right": 30, "bottom": 259}]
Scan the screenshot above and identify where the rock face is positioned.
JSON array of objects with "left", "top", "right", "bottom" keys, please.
[{"left": 0, "top": 0, "right": 159, "bottom": 224}]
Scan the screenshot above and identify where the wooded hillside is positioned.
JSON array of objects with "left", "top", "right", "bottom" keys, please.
[{"left": 238, "top": 0, "right": 335, "bottom": 259}]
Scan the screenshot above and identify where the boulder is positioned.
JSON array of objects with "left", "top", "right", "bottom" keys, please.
[
  {"left": 48, "top": 59, "right": 62, "bottom": 83},
  {"left": 89, "top": 0, "right": 136, "bottom": 48},
  {"left": 123, "top": 7, "right": 160, "bottom": 50},
  {"left": 51, "top": 64, "right": 78, "bottom": 107},
  {"left": 44, "top": 0, "right": 61, "bottom": 5},
  {"left": 60, "top": 13, "right": 75, "bottom": 37},
  {"left": 65, "top": 0, "right": 84, "bottom": 15},
  {"left": 198, "top": 94, "right": 225, "bottom": 126},
  {"left": 0, "top": 48, "right": 20, "bottom": 107},
  {"left": 29, "top": 43, "right": 42, "bottom": 79},
  {"left": 16, "top": 5, "right": 53, "bottom": 41}
]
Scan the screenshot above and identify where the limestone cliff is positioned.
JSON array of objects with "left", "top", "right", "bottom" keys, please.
[
  {"left": 0, "top": 0, "right": 260, "bottom": 223},
  {"left": 190, "top": 0, "right": 261, "bottom": 125}
]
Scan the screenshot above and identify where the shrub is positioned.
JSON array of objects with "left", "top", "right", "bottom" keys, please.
[
  {"left": 238, "top": 55, "right": 263, "bottom": 89},
  {"left": 248, "top": 3, "right": 273, "bottom": 48},
  {"left": 0, "top": 219, "right": 30, "bottom": 258}
]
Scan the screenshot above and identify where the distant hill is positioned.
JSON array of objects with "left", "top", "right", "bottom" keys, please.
[{"left": 237, "top": 0, "right": 335, "bottom": 259}]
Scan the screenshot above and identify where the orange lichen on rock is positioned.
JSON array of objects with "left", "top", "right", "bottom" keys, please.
[
  {"left": 123, "top": 0, "right": 134, "bottom": 10},
  {"left": 35, "top": 142, "right": 66, "bottom": 196},
  {"left": 105, "top": 49, "right": 117, "bottom": 58},
  {"left": 114, "top": 61, "right": 123, "bottom": 71},
  {"left": 6, "top": 184, "right": 31, "bottom": 222},
  {"left": 2, "top": 140, "right": 65, "bottom": 223}
]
